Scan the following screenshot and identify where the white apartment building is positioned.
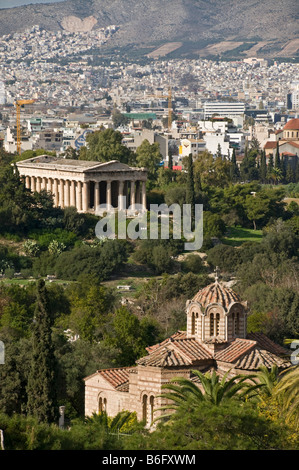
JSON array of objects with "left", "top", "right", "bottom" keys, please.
[
  {"left": 203, "top": 102, "right": 245, "bottom": 127},
  {"left": 203, "top": 132, "right": 231, "bottom": 158}
]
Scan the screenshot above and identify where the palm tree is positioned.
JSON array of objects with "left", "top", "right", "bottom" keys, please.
[
  {"left": 254, "top": 365, "right": 279, "bottom": 398},
  {"left": 85, "top": 410, "right": 135, "bottom": 434},
  {"left": 156, "top": 369, "right": 262, "bottom": 420},
  {"left": 274, "top": 366, "right": 299, "bottom": 429}
]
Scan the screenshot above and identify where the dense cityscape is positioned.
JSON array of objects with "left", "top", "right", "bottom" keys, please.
[{"left": 0, "top": 0, "right": 298, "bottom": 456}]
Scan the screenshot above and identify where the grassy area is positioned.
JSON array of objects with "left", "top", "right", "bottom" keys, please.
[{"left": 223, "top": 226, "right": 263, "bottom": 247}]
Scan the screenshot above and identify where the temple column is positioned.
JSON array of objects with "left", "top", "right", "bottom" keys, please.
[
  {"left": 130, "top": 180, "right": 136, "bottom": 210},
  {"left": 25, "top": 176, "right": 30, "bottom": 189},
  {"left": 41, "top": 177, "right": 47, "bottom": 190},
  {"left": 47, "top": 178, "right": 53, "bottom": 193},
  {"left": 118, "top": 180, "right": 125, "bottom": 210},
  {"left": 82, "top": 181, "right": 89, "bottom": 212},
  {"left": 76, "top": 181, "right": 82, "bottom": 212},
  {"left": 36, "top": 177, "right": 41, "bottom": 192},
  {"left": 70, "top": 180, "right": 76, "bottom": 207},
  {"left": 53, "top": 178, "right": 59, "bottom": 207},
  {"left": 142, "top": 180, "right": 147, "bottom": 210},
  {"left": 64, "top": 180, "right": 70, "bottom": 208},
  {"left": 31, "top": 176, "right": 36, "bottom": 192},
  {"left": 94, "top": 181, "right": 100, "bottom": 209},
  {"left": 59, "top": 179, "right": 64, "bottom": 208},
  {"left": 106, "top": 180, "right": 112, "bottom": 208}
]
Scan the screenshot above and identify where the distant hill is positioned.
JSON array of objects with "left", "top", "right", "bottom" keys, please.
[{"left": 0, "top": 0, "right": 298, "bottom": 60}]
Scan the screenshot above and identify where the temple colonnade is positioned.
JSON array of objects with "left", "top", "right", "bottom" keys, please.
[
  {"left": 24, "top": 175, "right": 147, "bottom": 212},
  {"left": 16, "top": 156, "right": 148, "bottom": 214}
]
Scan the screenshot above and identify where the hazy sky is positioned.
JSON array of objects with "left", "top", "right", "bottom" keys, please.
[{"left": 0, "top": 0, "right": 66, "bottom": 9}]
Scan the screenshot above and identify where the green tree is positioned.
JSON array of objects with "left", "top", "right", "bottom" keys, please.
[
  {"left": 159, "top": 369, "right": 260, "bottom": 417},
  {"left": 111, "top": 109, "right": 129, "bottom": 129},
  {"left": 81, "top": 129, "right": 135, "bottom": 165},
  {"left": 274, "top": 142, "right": 281, "bottom": 170},
  {"left": 68, "top": 283, "right": 114, "bottom": 343},
  {"left": 193, "top": 151, "right": 231, "bottom": 188},
  {"left": 244, "top": 193, "right": 270, "bottom": 230},
  {"left": 126, "top": 400, "right": 294, "bottom": 450},
  {"left": 103, "top": 307, "right": 160, "bottom": 366},
  {"left": 136, "top": 139, "right": 162, "bottom": 184},
  {"left": 267, "top": 154, "right": 274, "bottom": 182},
  {"left": 230, "top": 148, "right": 240, "bottom": 182},
  {"left": 26, "top": 280, "right": 58, "bottom": 424},
  {"left": 240, "top": 147, "right": 259, "bottom": 181},
  {"left": 254, "top": 365, "right": 279, "bottom": 398},
  {"left": 185, "top": 153, "right": 195, "bottom": 221},
  {"left": 275, "top": 366, "right": 299, "bottom": 429},
  {"left": 259, "top": 150, "right": 267, "bottom": 183}
]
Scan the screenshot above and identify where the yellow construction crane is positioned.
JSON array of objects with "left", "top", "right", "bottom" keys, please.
[
  {"left": 146, "top": 86, "right": 173, "bottom": 130},
  {"left": 15, "top": 99, "right": 35, "bottom": 155}
]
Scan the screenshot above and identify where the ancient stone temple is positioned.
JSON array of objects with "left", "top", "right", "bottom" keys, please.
[
  {"left": 84, "top": 274, "right": 291, "bottom": 426},
  {"left": 16, "top": 155, "right": 148, "bottom": 213}
]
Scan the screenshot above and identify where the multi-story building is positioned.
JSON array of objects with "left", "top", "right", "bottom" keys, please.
[{"left": 203, "top": 102, "right": 245, "bottom": 126}]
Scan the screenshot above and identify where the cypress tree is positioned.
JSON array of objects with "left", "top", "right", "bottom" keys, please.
[
  {"left": 286, "top": 163, "right": 295, "bottom": 183},
  {"left": 260, "top": 150, "right": 267, "bottom": 183},
  {"left": 168, "top": 149, "right": 173, "bottom": 171},
  {"left": 230, "top": 148, "right": 239, "bottom": 182},
  {"left": 27, "top": 279, "right": 58, "bottom": 424},
  {"left": 274, "top": 142, "right": 281, "bottom": 170},
  {"left": 216, "top": 143, "right": 222, "bottom": 159},
  {"left": 186, "top": 153, "right": 195, "bottom": 221},
  {"left": 281, "top": 155, "right": 287, "bottom": 182},
  {"left": 267, "top": 154, "right": 274, "bottom": 183}
]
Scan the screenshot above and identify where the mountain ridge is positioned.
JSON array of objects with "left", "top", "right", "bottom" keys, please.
[{"left": 0, "top": 0, "right": 298, "bottom": 59}]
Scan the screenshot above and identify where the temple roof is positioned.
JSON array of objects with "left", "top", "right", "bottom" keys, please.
[{"left": 16, "top": 155, "right": 146, "bottom": 173}]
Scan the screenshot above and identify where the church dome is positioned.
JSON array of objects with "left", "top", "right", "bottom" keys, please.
[
  {"left": 192, "top": 280, "right": 241, "bottom": 310},
  {"left": 283, "top": 118, "right": 299, "bottom": 131}
]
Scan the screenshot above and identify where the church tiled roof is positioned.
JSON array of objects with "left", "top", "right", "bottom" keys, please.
[
  {"left": 246, "top": 331, "right": 289, "bottom": 356},
  {"left": 137, "top": 337, "right": 213, "bottom": 368},
  {"left": 146, "top": 331, "right": 187, "bottom": 353},
  {"left": 192, "top": 281, "right": 241, "bottom": 310},
  {"left": 98, "top": 367, "right": 133, "bottom": 390},
  {"left": 140, "top": 331, "right": 291, "bottom": 371},
  {"left": 283, "top": 118, "right": 299, "bottom": 130},
  {"left": 214, "top": 333, "right": 291, "bottom": 370},
  {"left": 214, "top": 338, "right": 257, "bottom": 363},
  {"left": 232, "top": 347, "right": 290, "bottom": 370}
]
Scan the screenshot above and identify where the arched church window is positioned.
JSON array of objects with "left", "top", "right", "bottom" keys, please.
[
  {"left": 216, "top": 313, "right": 220, "bottom": 336},
  {"left": 99, "top": 396, "right": 107, "bottom": 413},
  {"left": 191, "top": 312, "right": 195, "bottom": 335},
  {"left": 142, "top": 395, "right": 148, "bottom": 423},
  {"left": 234, "top": 312, "right": 240, "bottom": 336},
  {"left": 150, "top": 396, "right": 154, "bottom": 425},
  {"left": 210, "top": 313, "right": 214, "bottom": 336}
]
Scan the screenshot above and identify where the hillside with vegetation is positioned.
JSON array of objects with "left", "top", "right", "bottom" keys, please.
[{"left": 0, "top": 135, "right": 298, "bottom": 450}]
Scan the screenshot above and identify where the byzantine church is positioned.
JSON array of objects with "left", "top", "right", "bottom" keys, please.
[{"left": 84, "top": 271, "right": 291, "bottom": 425}]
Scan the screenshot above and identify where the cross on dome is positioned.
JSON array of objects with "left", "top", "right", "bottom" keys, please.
[{"left": 215, "top": 266, "right": 220, "bottom": 283}]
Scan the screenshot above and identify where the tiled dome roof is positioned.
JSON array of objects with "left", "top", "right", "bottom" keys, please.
[
  {"left": 283, "top": 118, "right": 299, "bottom": 130},
  {"left": 192, "top": 281, "right": 241, "bottom": 310}
]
